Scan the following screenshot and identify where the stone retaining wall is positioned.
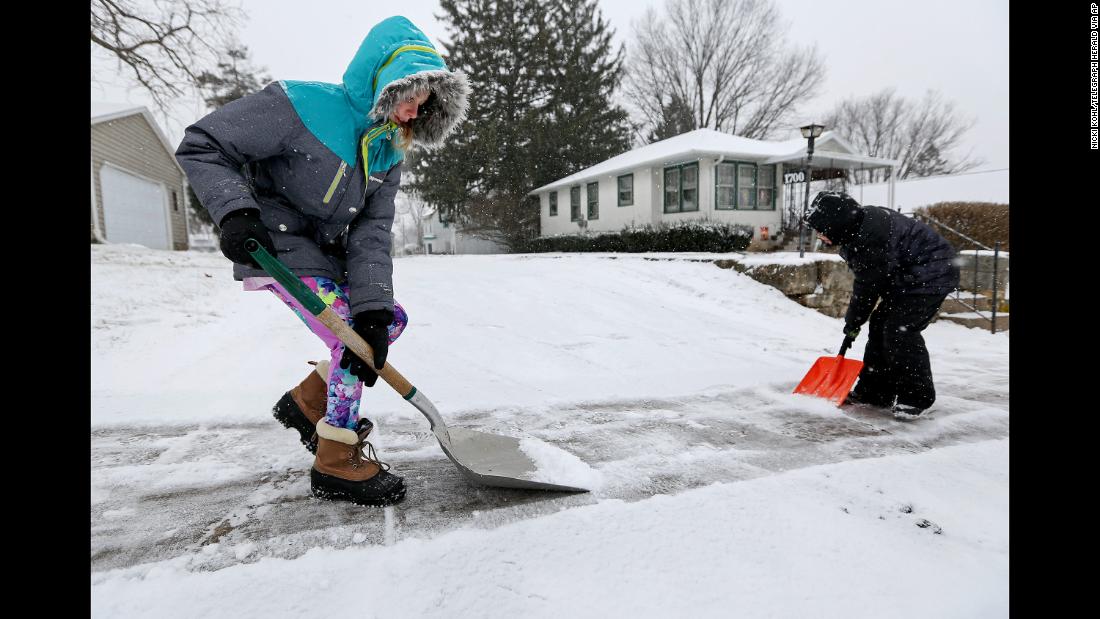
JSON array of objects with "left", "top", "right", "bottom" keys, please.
[
  {"left": 718, "top": 253, "right": 1011, "bottom": 324},
  {"left": 716, "top": 258, "right": 853, "bottom": 318}
]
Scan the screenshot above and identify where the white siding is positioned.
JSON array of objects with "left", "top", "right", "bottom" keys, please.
[
  {"left": 539, "top": 166, "right": 655, "bottom": 236},
  {"left": 697, "top": 160, "right": 785, "bottom": 240},
  {"left": 538, "top": 160, "right": 787, "bottom": 242},
  {"left": 654, "top": 159, "right": 785, "bottom": 241},
  {"left": 423, "top": 211, "right": 508, "bottom": 254}
]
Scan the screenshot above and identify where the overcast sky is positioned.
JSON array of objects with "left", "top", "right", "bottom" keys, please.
[{"left": 91, "top": 0, "right": 1009, "bottom": 170}]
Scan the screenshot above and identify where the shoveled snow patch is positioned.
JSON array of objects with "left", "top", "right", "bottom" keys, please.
[
  {"left": 91, "top": 439, "right": 1008, "bottom": 618},
  {"left": 519, "top": 437, "right": 603, "bottom": 492},
  {"left": 102, "top": 508, "right": 136, "bottom": 519}
]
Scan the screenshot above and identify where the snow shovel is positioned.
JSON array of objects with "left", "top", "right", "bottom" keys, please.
[
  {"left": 245, "top": 239, "right": 589, "bottom": 492},
  {"left": 793, "top": 335, "right": 864, "bottom": 405}
]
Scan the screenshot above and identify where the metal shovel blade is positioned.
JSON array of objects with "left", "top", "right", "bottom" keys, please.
[
  {"left": 314, "top": 362, "right": 591, "bottom": 493},
  {"left": 433, "top": 426, "right": 590, "bottom": 493},
  {"left": 793, "top": 355, "right": 864, "bottom": 405},
  {"left": 407, "top": 390, "right": 590, "bottom": 492}
]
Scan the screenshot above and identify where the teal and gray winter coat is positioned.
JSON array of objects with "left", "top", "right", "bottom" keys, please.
[{"left": 175, "top": 16, "right": 468, "bottom": 314}]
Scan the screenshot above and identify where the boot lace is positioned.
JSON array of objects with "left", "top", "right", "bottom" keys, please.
[{"left": 351, "top": 427, "right": 391, "bottom": 472}]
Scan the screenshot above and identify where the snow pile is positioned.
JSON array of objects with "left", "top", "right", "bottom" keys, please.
[{"left": 519, "top": 437, "right": 603, "bottom": 491}]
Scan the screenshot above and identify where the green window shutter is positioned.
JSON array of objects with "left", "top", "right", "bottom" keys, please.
[
  {"left": 570, "top": 186, "right": 581, "bottom": 221},
  {"left": 549, "top": 191, "right": 557, "bottom": 216}
]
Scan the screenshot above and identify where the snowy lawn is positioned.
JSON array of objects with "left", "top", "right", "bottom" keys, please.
[{"left": 91, "top": 245, "right": 1009, "bottom": 617}]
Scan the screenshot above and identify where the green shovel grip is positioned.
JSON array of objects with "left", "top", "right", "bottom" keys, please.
[{"left": 244, "top": 239, "right": 327, "bottom": 316}]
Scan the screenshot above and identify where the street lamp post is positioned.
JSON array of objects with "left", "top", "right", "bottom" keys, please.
[{"left": 798, "top": 123, "right": 825, "bottom": 258}]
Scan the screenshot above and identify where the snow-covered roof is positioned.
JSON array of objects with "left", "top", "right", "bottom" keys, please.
[
  {"left": 91, "top": 102, "right": 145, "bottom": 121},
  {"left": 851, "top": 168, "right": 1009, "bottom": 212},
  {"left": 91, "top": 102, "right": 183, "bottom": 173},
  {"left": 530, "top": 129, "right": 899, "bottom": 194}
]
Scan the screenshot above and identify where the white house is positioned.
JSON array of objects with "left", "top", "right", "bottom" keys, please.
[
  {"left": 420, "top": 209, "right": 509, "bottom": 255},
  {"left": 91, "top": 102, "right": 190, "bottom": 250},
  {"left": 530, "top": 128, "right": 898, "bottom": 243}
]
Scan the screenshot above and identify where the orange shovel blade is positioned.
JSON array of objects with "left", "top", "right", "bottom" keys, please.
[{"left": 793, "top": 355, "right": 865, "bottom": 405}]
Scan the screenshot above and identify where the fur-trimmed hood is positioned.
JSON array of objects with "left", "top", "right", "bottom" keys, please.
[
  {"left": 344, "top": 15, "right": 469, "bottom": 148},
  {"left": 281, "top": 16, "right": 468, "bottom": 170},
  {"left": 369, "top": 70, "right": 469, "bottom": 148}
]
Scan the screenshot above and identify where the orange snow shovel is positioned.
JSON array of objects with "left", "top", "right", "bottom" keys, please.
[{"left": 793, "top": 336, "right": 864, "bottom": 405}]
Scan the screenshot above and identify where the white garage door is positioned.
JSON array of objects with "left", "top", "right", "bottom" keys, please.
[{"left": 100, "top": 164, "right": 171, "bottom": 249}]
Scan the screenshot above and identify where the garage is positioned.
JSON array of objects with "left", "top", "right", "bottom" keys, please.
[
  {"left": 91, "top": 103, "right": 189, "bottom": 250},
  {"left": 100, "top": 165, "right": 171, "bottom": 249}
]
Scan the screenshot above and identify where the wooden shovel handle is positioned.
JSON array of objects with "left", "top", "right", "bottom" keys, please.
[
  {"left": 314, "top": 307, "right": 415, "bottom": 397},
  {"left": 245, "top": 238, "right": 415, "bottom": 398}
]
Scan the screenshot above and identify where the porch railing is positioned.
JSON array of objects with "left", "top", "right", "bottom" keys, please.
[{"left": 911, "top": 212, "right": 1005, "bottom": 334}]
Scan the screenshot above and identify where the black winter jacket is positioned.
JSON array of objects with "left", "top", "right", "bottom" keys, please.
[{"left": 840, "top": 206, "right": 960, "bottom": 328}]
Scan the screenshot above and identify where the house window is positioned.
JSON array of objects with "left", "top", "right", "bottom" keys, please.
[
  {"left": 570, "top": 186, "right": 581, "bottom": 221},
  {"left": 663, "top": 162, "right": 699, "bottom": 213},
  {"left": 715, "top": 163, "right": 735, "bottom": 210},
  {"left": 549, "top": 191, "right": 558, "bottom": 216},
  {"left": 617, "top": 174, "right": 633, "bottom": 206},
  {"left": 587, "top": 182, "right": 599, "bottom": 220},
  {"left": 718, "top": 162, "right": 777, "bottom": 210},
  {"left": 172, "top": 190, "right": 179, "bottom": 212}
]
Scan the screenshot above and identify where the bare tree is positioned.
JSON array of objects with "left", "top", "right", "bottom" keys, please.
[
  {"left": 91, "top": 0, "right": 243, "bottom": 112},
  {"left": 824, "top": 88, "right": 984, "bottom": 182},
  {"left": 623, "top": 0, "right": 825, "bottom": 143}
]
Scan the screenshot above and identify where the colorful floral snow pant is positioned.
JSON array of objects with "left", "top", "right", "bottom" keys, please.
[{"left": 249, "top": 276, "right": 407, "bottom": 430}]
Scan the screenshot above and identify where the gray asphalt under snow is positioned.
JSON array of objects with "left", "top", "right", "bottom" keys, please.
[{"left": 91, "top": 376, "right": 1008, "bottom": 575}]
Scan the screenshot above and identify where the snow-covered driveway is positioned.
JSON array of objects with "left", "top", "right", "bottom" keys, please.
[{"left": 91, "top": 246, "right": 1008, "bottom": 616}]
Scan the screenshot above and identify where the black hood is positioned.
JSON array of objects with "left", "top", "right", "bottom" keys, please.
[{"left": 806, "top": 191, "right": 865, "bottom": 246}]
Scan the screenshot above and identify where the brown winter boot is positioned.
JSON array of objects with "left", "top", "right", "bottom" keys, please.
[
  {"left": 310, "top": 418, "right": 407, "bottom": 506},
  {"left": 272, "top": 362, "right": 329, "bottom": 453}
]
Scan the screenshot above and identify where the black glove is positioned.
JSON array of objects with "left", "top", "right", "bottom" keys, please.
[
  {"left": 339, "top": 309, "right": 394, "bottom": 387},
  {"left": 218, "top": 209, "right": 276, "bottom": 268},
  {"left": 843, "top": 323, "right": 861, "bottom": 340}
]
